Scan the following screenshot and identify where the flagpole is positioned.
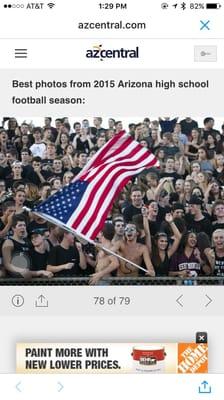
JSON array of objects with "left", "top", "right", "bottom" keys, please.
[{"left": 24, "top": 207, "right": 149, "bottom": 274}]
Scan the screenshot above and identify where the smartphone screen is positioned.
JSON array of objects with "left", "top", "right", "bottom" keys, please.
[{"left": 0, "top": 1, "right": 223, "bottom": 398}]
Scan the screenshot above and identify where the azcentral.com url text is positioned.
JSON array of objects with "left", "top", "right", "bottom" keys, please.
[{"left": 77, "top": 20, "right": 147, "bottom": 30}]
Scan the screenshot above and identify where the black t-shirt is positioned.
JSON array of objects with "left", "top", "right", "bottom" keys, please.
[
  {"left": 148, "top": 219, "right": 162, "bottom": 236},
  {"left": 214, "top": 169, "right": 224, "bottom": 185},
  {"left": 41, "top": 158, "right": 54, "bottom": 166},
  {"left": 214, "top": 250, "right": 224, "bottom": 276},
  {"left": 72, "top": 166, "right": 82, "bottom": 176},
  {"left": 123, "top": 204, "right": 142, "bottom": 222},
  {"left": 24, "top": 199, "right": 40, "bottom": 209},
  {"left": 51, "top": 170, "right": 64, "bottom": 180},
  {"left": 26, "top": 165, "right": 52, "bottom": 185},
  {"left": 0, "top": 165, "right": 11, "bottom": 180},
  {"left": 47, "top": 245, "right": 81, "bottom": 277},
  {"left": 160, "top": 171, "right": 182, "bottom": 182},
  {"left": 29, "top": 248, "right": 49, "bottom": 271},
  {"left": 180, "top": 119, "right": 198, "bottom": 137},
  {"left": 212, "top": 222, "right": 224, "bottom": 233},
  {"left": 186, "top": 215, "right": 212, "bottom": 237},
  {"left": 75, "top": 138, "right": 91, "bottom": 153},
  {"left": 25, "top": 169, "right": 43, "bottom": 186},
  {"left": 5, "top": 178, "right": 27, "bottom": 190},
  {"left": 201, "top": 128, "right": 220, "bottom": 141},
  {"left": 27, "top": 220, "right": 49, "bottom": 234},
  {"left": 22, "top": 164, "right": 33, "bottom": 178}
]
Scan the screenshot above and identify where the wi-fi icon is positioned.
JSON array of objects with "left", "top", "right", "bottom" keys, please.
[{"left": 47, "top": 3, "right": 55, "bottom": 8}]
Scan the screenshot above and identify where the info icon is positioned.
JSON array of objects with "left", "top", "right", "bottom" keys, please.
[{"left": 12, "top": 294, "right": 24, "bottom": 308}]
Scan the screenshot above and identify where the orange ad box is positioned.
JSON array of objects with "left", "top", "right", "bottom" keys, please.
[{"left": 178, "top": 343, "right": 208, "bottom": 373}]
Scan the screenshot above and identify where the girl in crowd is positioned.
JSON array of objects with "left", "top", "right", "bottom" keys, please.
[
  {"left": 145, "top": 172, "right": 159, "bottom": 201},
  {"left": 62, "top": 171, "right": 74, "bottom": 186},
  {"left": 197, "top": 171, "right": 209, "bottom": 194},
  {"left": 169, "top": 231, "right": 212, "bottom": 278},
  {"left": 51, "top": 177, "right": 62, "bottom": 191},
  {"left": 191, "top": 186, "right": 204, "bottom": 202},
  {"left": 182, "top": 179, "right": 195, "bottom": 205},
  {"left": 155, "top": 148, "right": 166, "bottom": 169},
  {"left": 6, "top": 117, "right": 19, "bottom": 142},
  {"left": 189, "top": 160, "right": 201, "bottom": 183},
  {"left": 162, "top": 132, "right": 180, "bottom": 157},
  {"left": 0, "top": 130, "right": 13, "bottom": 153},
  {"left": 65, "top": 143, "right": 75, "bottom": 157},
  {"left": 185, "top": 128, "right": 203, "bottom": 161},
  {"left": 214, "top": 153, "right": 224, "bottom": 185},
  {"left": 174, "top": 154, "right": 189, "bottom": 176},
  {"left": 172, "top": 132, "right": 185, "bottom": 155},
  {"left": 150, "top": 213, "right": 182, "bottom": 276},
  {"left": 14, "top": 134, "right": 31, "bottom": 157},
  {"left": 150, "top": 129, "right": 162, "bottom": 152},
  {"left": 197, "top": 146, "right": 214, "bottom": 172},
  {"left": 204, "top": 180, "right": 222, "bottom": 205},
  {"left": 61, "top": 155, "right": 73, "bottom": 171},
  {"left": 205, "top": 134, "right": 217, "bottom": 160},
  {"left": 56, "top": 132, "right": 70, "bottom": 155},
  {"left": 24, "top": 183, "right": 40, "bottom": 208},
  {"left": 73, "top": 128, "right": 94, "bottom": 153},
  {"left": 43, "top": 128, "right": 54, "bottom": 145},
  {"left": 175, "top": 179, "right": 185, "bottom": 202}
]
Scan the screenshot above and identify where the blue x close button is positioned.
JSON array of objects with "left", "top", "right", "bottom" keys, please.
[{"left": 200, "top": 20, "right": 210, "bottom": 30}]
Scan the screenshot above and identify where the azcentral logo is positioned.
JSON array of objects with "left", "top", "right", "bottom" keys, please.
[{"left": 86, "top": 44, "right": 139, "bottom": 61}]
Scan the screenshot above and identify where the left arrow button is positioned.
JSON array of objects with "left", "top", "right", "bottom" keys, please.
[{"left": 15, "top": 381, "right": 22, "bottom": 392}]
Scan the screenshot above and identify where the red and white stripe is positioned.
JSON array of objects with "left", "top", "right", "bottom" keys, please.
[{"left": 68, "top": 131, "right": 159, "bottom": 239}]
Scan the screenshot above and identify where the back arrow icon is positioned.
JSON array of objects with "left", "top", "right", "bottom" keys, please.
[
  {"left": 205, "top": 294, "right": 212, "bottom": 307},
  {"left": 57, "top": 382, "right": 64, "bottom": 392},
  {"left": 15, "top": 381, "right": 22, "bottom": 392},
  {"left": 176, "top": 294, "right": 184, "bottom": 307}
]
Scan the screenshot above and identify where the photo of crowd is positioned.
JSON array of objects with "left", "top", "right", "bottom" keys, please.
[{"left": 0, "top": 116, "right": 224, "bottom": 285}]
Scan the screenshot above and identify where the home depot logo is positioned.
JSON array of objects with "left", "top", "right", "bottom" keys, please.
[{"left": 86, "top": 44, "right": 139, "bottom": 61}]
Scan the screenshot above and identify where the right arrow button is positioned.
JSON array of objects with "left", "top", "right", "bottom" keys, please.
[{"left": 205, "top": 294, "right": 212, "bottom": 308}]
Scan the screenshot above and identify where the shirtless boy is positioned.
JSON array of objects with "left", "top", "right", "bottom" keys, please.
[
  {"left": 88, "top": 223, "right": 119, "bottom": 285},
  {"left": 114, "top": 222, "right": 155, "bottom": 277}
]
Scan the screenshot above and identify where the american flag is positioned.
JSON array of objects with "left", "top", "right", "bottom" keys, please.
[{"left": 33, "top": 131, "right": 159, "bottom": 240}]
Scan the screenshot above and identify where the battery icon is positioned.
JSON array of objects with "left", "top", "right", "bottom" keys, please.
[{"left": 206, "top": 3, "right": 221, "bottom": 8}]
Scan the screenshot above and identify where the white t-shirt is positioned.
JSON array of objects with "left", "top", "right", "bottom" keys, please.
[{"left": 30, "top": 142, "right": 46, "bottom": 158}]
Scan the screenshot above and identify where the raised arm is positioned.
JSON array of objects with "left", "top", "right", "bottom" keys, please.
[
  {"left": 165, "top": 213, "right": 182, "bottom": 258},
  {"left": 142, "top": 245, "right": 155, "bottom": 276},
  {"left": 142, "top": 206, "right": 152, "bottom": 254},
  {"left": 75, "top": 242, "right": 87, "bottom": 270}
]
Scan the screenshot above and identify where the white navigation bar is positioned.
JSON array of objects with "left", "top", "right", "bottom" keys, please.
[
  {"left": 0, "top": 374, "right": 221, "bottom": 399},
  {"left": 0, "top": 39, "right": 223, "bottom": 68},
  {"left": 0, "top": 0, "right": 223, "bottom": 39}
]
